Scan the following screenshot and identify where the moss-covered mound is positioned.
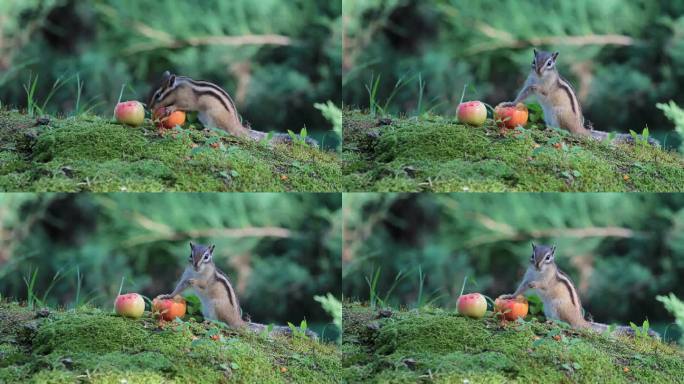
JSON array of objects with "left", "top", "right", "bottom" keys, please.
[
  {"left": 343, "top": 110, "right": 684, "bottom": 192},
  {"left": 0, "top": 111, "right": 341, "bottom": 192},
  {"left": 0, "top": 303, "right": 340, "bottom": 383},
  {"left": 342, "top": 302, "right": 684, "bottom": 383}
]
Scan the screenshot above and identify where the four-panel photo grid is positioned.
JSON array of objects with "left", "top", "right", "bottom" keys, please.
[{"left": 1, "top": 1, "right": 683, "bottom": 383}]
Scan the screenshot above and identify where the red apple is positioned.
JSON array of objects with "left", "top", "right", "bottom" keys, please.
[
  {"left": 457, "top": 293, "right": 487, "bottom": 318},
  {"left": 494, "top": 103, "right": 529, "bottom": 129},
  {"left": 115, "top": 293, "right": 145, "bottom": 319},
  {"left": 494, "top": 295, "right": 529, "bottom": 321},
  {"left": 114, "top": 101, "right": 145, "bottom": 126},
  {"left": 153, "top": 107, "right": 186, "bottom": 129},
  {"left": 457, "top": 101, "right": 487, "bottom": 126},
  {"left": 152, "top": 295, "right": 187, "bottom": 321}
]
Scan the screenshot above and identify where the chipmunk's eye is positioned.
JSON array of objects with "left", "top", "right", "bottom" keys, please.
[
  {"left": 546, "top": 60, "right": 554, "bottom": 67},
  {"left": 203, "top": 253, "right": 211, "bottom": 261},
  {"left": 545, "top": 254, "right": 552, "bottom": 261}
]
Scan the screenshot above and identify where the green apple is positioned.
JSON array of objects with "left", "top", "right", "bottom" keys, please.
[
  {"left": 457, "top": 292, "right": 487, "bottom": 318},
  {"left": 457, "top": 101, "right": 487, "bottom": 126},
  {"left": 115, "top": 293, "right": 145, "bottom": 319},
  {"left": 114, "top": 101, "right": 145, "bottom": 126}
]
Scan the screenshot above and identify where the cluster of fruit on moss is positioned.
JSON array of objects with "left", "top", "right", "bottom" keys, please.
[
  {"left": 457, "top": 292, "right": 529, "bottom": 321},
  {"left": 114, "top": 292, "right": 187, "bottom": 321},
  {"left": 114, "top": 101, "right": 186, "bottom": 129},
  {"left": 457, "top": 100, "right": 529, "bottom": 129}
]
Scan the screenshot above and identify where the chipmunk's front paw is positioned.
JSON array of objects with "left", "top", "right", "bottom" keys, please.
[{"left": 187, "top": 279, "right": 206, "bottom": 289}]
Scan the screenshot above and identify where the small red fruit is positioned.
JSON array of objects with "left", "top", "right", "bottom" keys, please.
[
  {"left": 152, "top": 295, "right": 187, "bottom": 321},
  {"left": 153, "top": 107, "right": 186, "bottom": 129},
  {"left": 494, "top": 295, "right": 529, "bottom": 321},
  {"left": 494, "top": 103, "right": 529, "bottom": 129}
]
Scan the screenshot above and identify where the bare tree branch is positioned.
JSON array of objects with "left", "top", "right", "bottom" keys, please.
[{"left": 467, "top": 22, "right": 635, "bottom": 55}]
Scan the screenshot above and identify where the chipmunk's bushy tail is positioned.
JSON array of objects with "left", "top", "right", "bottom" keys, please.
[
  {"left": 247, "top": 129, "right": 319, "bottom": 148},
  {"left": 246, "top": 322, "right": 318, "bottom": 340},
  {"left": 587, "top": 321, "right": 659, "bottom": 339},
  {"left": 588, "top": 130, "right": 659, "bottom": 146}
]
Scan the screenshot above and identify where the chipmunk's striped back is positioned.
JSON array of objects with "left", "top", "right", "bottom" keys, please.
[{"left": 147, "top": 71, "right": 318, "bottom": 147}]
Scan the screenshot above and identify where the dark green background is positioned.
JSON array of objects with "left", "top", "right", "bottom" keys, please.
[
  {"left": 343, "top": 0, "right": 684, "bottom": 148},
  {"left": 0, "top": 193, "right": 342, "bottom": 339},
  {"left": 342, "top": 193, "right": 684, "bottom": 342},
  {"left": 0, "top": 0, "right": 341, "bottom": 147}
]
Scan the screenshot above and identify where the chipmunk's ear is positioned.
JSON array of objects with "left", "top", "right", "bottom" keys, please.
[
  {"left": 189, "top": 241, "right": 195, "bottom": 250},
  {"left": 552, "top": 51, "right": 559, "bottom": 61},
  {"left": 208, "top": 244, "right": 216, "bottom": 254},
  {"left": 531, "top": 242, "right": 536, "bottom": 250},
  {"left": 551, "top": 245, "right": 557, "bottom": 254},
  {"left": 161, "top": 71, "right": 176, "bottom": 88},
  {"left": 533, "top": 48, "right": 538, "bottom": 56}
]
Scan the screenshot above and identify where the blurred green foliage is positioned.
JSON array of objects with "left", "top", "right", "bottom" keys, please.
[
  {"left": 0, "top": 193, "right": 342, "bottom": 339},
  {"left": 342, "top": 193, "right": 684, "bottom": 341},
  {"left": 343, "top": 0, "right": 684, "bottom": 149},
  {"left": 0, "top": 0, "right": 341, "bottom": 147}
]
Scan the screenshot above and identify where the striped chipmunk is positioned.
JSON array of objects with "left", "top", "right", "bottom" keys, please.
[
  {"left": 499, "top": 243, "right": 658, "bottom": 338},
  {"left": 147, "top": 71, "right": 317, "bottom": 147},
  {"left": 501, "top": 49, "right": 657, "bottom": 145},
  {"left": 157, "top": 242, "right": 317, "bottom": 339}
]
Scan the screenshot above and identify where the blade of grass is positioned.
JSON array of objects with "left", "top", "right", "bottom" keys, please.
[
  {"left": 40, "top": 268, "right": 65, "bottom": 304},
  {"left": 381, "top": 269, "right": 410, "bottom": 305},
  {"left": 40, "top": 74, "right": 71, "bottom": 113},
  {"left": 73, "top": 265, "right": 82, "bottom": 310},
  {"left": 416, "top": 265, "right": 425, "bottom": 308},
  {"left": 23, "top": 73, "right": 39, "bottom": 117},
  {"left": 113, "top": 83, "right": 126, "bottom": 119},
  {"left": 416, "top": 73, "right": 425, "bottom": 116},
  {"left": 364, "top": 266, "right": 381, "bottom": 309},
  {"left": 22, "top": 267, "right": 39, "bottom": 309}
]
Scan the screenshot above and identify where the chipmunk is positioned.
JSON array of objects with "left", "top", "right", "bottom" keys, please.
[
  {"left": 501, "top": 49, "right": 657, "bottom": 145},
  {"left": 157, "top": 242, "right": 317, "bottom": 339},
  {"left": 147, "top": 71, "right": 317, "bottom": 147},
  {"left": 500, "top": 243, "right": 658, "bottom": 338}
]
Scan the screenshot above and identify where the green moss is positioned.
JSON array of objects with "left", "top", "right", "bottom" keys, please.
[
  {"left": 342, "top": 302, "right": 684, "bottom": 383},
  {"left": 0, "top": 303, "right": 340, "bottom": 383},
  {"left": 0, "top": 111, "right": 341, "bottom": 192},
  {"left": 343, "top": 110, "right": 684, "bottom": 192}
]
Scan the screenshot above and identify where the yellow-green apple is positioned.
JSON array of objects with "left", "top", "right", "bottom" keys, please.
[
  {"left": 115, "top": 293, "right": 145, "bottom": 319},
  {"left": 457, "top": 293, "right": 487, "bottom": 318},
  {"left": 457, "top": 101, "right": 487, "bottom": 126},
  {"left": 114, "top": 101, "right": 145, "bottom": 126}
]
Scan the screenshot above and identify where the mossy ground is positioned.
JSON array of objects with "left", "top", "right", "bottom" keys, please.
[
  {"left": 342, "top": 302, "right": 684, "bottom": 383},
  {"left": 343, "top": 110, "right": 684, "bottom": 192},
  {"left": 0, "top": 302, "right": 340, "bottom": 383},
  {"left": 0, "top": 111, "right": 341, "bottom": 192}
]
